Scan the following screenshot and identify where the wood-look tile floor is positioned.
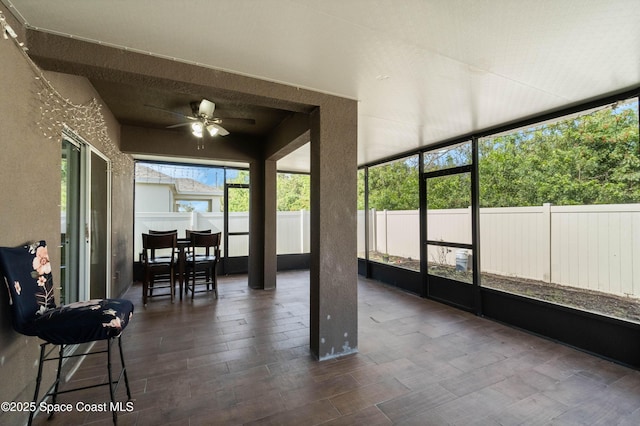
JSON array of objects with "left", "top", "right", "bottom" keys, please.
[{"left": 33, "top": 271, "right": 640, "bottom": 425}]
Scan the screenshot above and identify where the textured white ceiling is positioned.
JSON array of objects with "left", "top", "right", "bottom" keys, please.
[{"left": 3, "top": 0, "right": 639, "bottom": 171}]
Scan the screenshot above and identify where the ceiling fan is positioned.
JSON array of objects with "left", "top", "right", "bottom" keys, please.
[
  {"left": 147, "top": 98, "right": 255, "bottom": 139},
  {"left": 170, "top": 99, "right": 228, "bottom": 138}
]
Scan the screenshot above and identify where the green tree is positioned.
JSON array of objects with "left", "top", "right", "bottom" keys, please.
[
  {"left": 277, "top": 173, "right": 310, "bottom": 211},
  {"left": 426, "top": 173, "right": 471, "bottom": 209},
  {"left": 225, "top": 171, "right": 313, "bottom": 212},
  {"left": 367, "top": 156, "right": 419, "bottom": 210},
  {"left": 357, "top": 169, "right": 366, "bottom": 210},
  {"left": 479, "top": 105, "right": 640, "bottom": 207},
  {"left": 359, "top": 103, "right": 639, "bottom": 210},
  {"left": 226, "top": 171, "right": 250, "bottom": 212},
  {"left": 424, "top": 143, "right": 472, "bottom": 209}
]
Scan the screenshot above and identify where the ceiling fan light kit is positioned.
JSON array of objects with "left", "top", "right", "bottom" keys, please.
[
  {"left": 191, "top": 121, "right": 204, "bottom": 137},
  {"left": 206, "top": 124, "right": 219, "bottom": 137},
  {"left": 191, "top": 122, "right": 219, "bottom": 138},
  {"left": 150, "top": 98, "right": 234, "bottom": 146}
]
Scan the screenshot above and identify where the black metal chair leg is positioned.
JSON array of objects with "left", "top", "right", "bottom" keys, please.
[
  {"left": 213, "top": 270, "right": 218, "bottom": 298},
  {"left": 28, "top": 343, "right": 47, "bottom": 426},
  {"left": 47, "top": 344, "right": 65, "bottom": 420},
  {"left": 118, "top": 336, "right": 132, "bottom": 401},
  {"left": 107, "top": 338, "right": 117, "bottom": 424}
]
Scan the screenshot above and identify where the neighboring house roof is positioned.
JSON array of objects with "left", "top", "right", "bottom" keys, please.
[
  {"left": 135, "top": 164, "right": 175, "bottom": 184},
  {"left": 174, "top": 178, "right": 222, "bottom": 196},
  {"left": 135, "top": 165, "right": 223, "bottom": 196}
]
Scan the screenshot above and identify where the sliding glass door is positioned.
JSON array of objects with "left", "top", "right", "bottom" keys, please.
[
  {"left": 89, "top": 150, "right": 110, "bottom": 299},
  {"left": 60, "top": 131, "right": 111, "bottom": 303},
  {"left": 61, "top": 138, "right": 81, "bottom": 305}
]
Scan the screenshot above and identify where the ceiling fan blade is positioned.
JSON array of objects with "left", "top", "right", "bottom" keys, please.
[
  {"left": 166, "top": 122, "right": 192, "bottom": 129},
  {"left": 145, "top": 104, "right": 193, "bottom": 120},
  {"left": 215, "top": 117, "right": 256, "bottom": 125}
]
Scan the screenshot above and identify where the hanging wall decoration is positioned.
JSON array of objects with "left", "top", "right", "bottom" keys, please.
[{"left": 1, "top": 10, "right": 132, "bottom": 175}]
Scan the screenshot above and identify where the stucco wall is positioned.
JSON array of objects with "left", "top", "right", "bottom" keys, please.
[
  {"left": 0, "top": 12, "right": 133, "bottom": 424},
  {"left": 44, "top": 71, "right": 135, "bottom": 299},
  {"left": 0, "top": 20, "right": 60, "bottom": 426},
  {"left": 135, "top": 182, "right": 173, "bottom": 212}
]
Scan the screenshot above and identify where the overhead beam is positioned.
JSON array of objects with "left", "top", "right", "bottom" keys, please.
[
  {"left": 264, "top": 112, "right": 310, "bottom": 162},
  {"left": 25, "top": 30, "right": 321, "bottom": 114},
  {"left": 121, "top": 125, "right": 260, "bottom": 162}
]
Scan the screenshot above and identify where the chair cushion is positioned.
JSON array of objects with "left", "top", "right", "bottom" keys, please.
[
  {"left": 186, "top": 254, "right": 216, "bottom": 263},
  {"left": 146, "top": 255, "right": 176, "bottom": 265},
  {"left": 33, "top": 298, "right": 134, "bottom": 345}
]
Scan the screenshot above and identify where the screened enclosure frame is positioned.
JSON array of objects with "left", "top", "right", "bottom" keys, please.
[{"left": 358, "top": 87, "right": 640, "bottom": 368}]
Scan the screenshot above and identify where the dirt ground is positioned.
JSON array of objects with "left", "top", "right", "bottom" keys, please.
[
  {"left": 371, "top": 253, "right": 640, "bottom": 323},
  {"left": 482, "top": 272, "right": 640, "bottom": 322}
]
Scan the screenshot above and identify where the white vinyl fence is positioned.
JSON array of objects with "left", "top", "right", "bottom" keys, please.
[
  {"left": 135, "top": 204, "right": 640, "bottom": 299},
  {"left": 134, "top": 210, "right": 311, "bottom": 260},
  {"left": 361, "top": 204, "right": 640, "bottom": 299},
  {"left": 134, "top": 212, "right": 224, "bottom": 260},
  {"left": 277, "top": 210, "right": 311, "bottom": 254}
]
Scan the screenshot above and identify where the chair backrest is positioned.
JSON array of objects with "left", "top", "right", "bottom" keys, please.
[
  {"left": 149, "top": 229, "right": 177, "bottom": 235},
  {"left": 142, "top": 232, "right": 177, "bottom": 261},
  {"left": 189, "top": 232, "right": 221, "bottom": 257},
  {"left": 0, "top": 241, "right": 56, "bottom": 336},
  {"left": 186, "top": 229, "right": 211, "bottom": 238}
]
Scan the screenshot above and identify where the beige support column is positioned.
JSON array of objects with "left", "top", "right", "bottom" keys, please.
[{"left": 309, "top": 100, "right": 358, "bottom": 360}]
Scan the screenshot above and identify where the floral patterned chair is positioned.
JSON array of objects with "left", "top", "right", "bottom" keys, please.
[{"left": 0, "top": 241, "right": 134, "bottom": 425}]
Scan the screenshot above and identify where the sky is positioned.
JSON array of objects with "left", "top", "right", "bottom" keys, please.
[{"left": 141, "top": 162, "right": 238, "bottom": 187}]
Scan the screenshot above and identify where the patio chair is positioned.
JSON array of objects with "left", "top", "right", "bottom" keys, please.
[
  {"left": 185, "top": 232, "right": 221, "bottom": 299},
  {"left": 141, "top": 232, "right": 177, "bottom": 304},
  {"left": 149, "top": 229, "right": 177, "bottom": 234},
  {"left": 185, "top": 229, "right": 211, "bottom": 238},
  {"left": 148, "top": 229, "right": 179, "bottom": 258},
  {"left": 0, "top": 240, "right": 133, "bottom": 425},
  {"left": 183, "top": 229, "right": 212, "bottom": 262}
]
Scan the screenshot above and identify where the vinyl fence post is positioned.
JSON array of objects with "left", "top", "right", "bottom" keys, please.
[{"left": 543, "top": 203, "right": 552, "bottom": 283}]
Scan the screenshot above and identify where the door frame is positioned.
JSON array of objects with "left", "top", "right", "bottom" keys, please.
[
  {"left": 421, "top": 140, "right": 480, "bottom": 312},
  {"left": 61, "top": 128, "right": 111, "bottom": 302},
  {"left": 223, "top": 182, "right": 249, "bottom": 274}
]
